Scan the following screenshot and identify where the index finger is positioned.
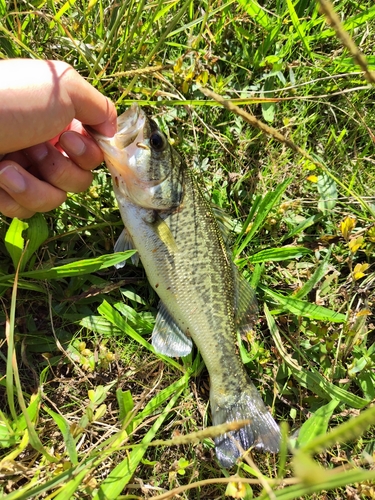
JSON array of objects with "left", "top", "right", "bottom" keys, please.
[
  {"left": 59, "top": 62, "right": 117, "bottom": 136},
  {"left": 0, "top": 60, "right": 117, "bottom": 154}
]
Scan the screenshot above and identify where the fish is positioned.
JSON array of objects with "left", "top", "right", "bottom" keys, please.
[{"left": 88, "top": 104, "right": 281, "bottom": 467}]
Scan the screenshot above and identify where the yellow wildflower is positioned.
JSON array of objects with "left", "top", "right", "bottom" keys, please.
[
  {"left": 225, "top": 480, "right": 247, "bottom": 498},
  {"left": 368, "top": 226, "right": 375, "bottom": 243},
  {"left": 348, "top": 235, "right": 364, "bottom": 254},
  {"left": 339, "top": 216, "right": 356, "bottom": 241},
  {"left": 352, "top": 263, "right": 370, "bottom": 281},
  {"left": 307, "top": 175, "right": 318, "bottom": 183}
]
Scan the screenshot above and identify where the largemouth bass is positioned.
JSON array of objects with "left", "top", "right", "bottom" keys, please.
[{"left": 89, "top": 104, "right": 281, "bottom": 467}]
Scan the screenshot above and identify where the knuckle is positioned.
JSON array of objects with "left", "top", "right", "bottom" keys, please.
[
  {"left": 33, "top": 191, "right": 67, "bottom": 212},
  {"left": 0, "top": 197, "right": 34, "bottom": 218},
  {"left": 43, "top": 155, "right": 71, "bottom": 187},
  {"left": 69, "top": 171, "right": 93, "bottom": 193}
]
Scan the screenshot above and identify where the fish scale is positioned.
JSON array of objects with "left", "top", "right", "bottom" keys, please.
[{"left": 89, "top": 104, "right": 281, "bottom": 467}]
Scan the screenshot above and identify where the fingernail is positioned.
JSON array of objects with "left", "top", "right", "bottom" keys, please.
[
  {"left": 27, "top": 143, "right": 49, "bottom": 162},
  {"left": 60, "top": 132, "right": 86, "bottom": 156},
  {"left": 0, "top": 165, "right": 26, "bottom": 193}
]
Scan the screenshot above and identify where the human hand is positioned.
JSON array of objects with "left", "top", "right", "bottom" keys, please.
[{"left": 0, "top": 59, "right": 117, "bottom": 218}]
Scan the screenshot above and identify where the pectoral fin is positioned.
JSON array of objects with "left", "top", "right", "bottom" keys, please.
[
  {"left": 152, "top": 302, "right": 193, "bottom": 357},
  {"left": 154, "top": 216, "right": 179, "bottom": 254},
  {"left": 114, "top": 228, "right": 139, "bottom": 267}
]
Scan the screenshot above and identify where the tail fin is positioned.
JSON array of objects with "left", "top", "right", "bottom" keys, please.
[{"left": 211, "top": 385, "right": 281, "bottom": 468}]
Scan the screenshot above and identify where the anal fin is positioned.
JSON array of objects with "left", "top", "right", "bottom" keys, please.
[{"left": 152, "top": 302, "right": 193, "bottom": 357}]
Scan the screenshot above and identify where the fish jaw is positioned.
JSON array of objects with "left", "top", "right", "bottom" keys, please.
[{"left": 87, "top": 103, "right": 146, "bottom": 181}]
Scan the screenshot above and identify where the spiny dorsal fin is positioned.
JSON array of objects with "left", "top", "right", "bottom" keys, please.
[{"left": 152, "top": 302, "right": 193, "bottom": 357}]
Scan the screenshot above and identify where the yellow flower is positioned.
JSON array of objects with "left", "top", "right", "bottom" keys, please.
[
  {"left": 306, "top": 175, "right": 318, "bottom": 183},
  {"left": 368, "top": 226, "right": 375, "bottom": 243},
  {"left": 225, "top": 481, "right": 247, "bottom": 498},
  {"left": 339, "top": 216, "right": 356, "bottom": 241},
  {"left": 352, "top": 263, "right": 370, "bottom": 281},
  {"left": 348, "top": 235, "right": 364, "bottom": 254}
]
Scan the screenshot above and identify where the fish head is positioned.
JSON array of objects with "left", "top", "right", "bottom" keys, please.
[{"left": 88, "top": 104, "right": 184, "bottom": 210}]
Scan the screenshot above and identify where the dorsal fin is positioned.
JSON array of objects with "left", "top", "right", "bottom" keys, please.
[
  {"left": 152, "top": 302, "right": 193, "bottom": 357},
  {"left": 211, "top": 204, "right": 242, "bottom": 244},
  {"left": 208, "top": 201, "right": 259, "bottom": 333},
  {"left": 232, "top": 264, "right": 258, "bottom": 335}
]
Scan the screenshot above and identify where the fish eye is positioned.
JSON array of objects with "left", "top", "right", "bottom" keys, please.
[{"left": 149, "top": 132, "right": 165, "bottom": 152}]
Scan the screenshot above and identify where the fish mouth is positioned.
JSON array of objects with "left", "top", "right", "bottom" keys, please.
[
  {"left": 86, "top": 103, "right": 147, "bottom": 180},
  {"left": 86, "top": 103, "right": 146, "bottom": 153},
  {"left": 113, "top": 103, "right": 146, "bottom": 150}
]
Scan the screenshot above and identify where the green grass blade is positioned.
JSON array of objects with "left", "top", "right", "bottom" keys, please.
[
  {"left": 263, "top": 287, "right": 346, "bottom": 322},
  {"left": 20, "top": 213, "right": 49, "bottom": 272},
  {"left": 296, "top": 399, "right": 339, "bottom": 448},
  {"left": 286, "top": 0, "right": 313, "bottom": 59},
  {"left": 7, "top": 255, "right": 57, "bottom": 463},
  {"left": 0, "top": 23, "right": 40, "bottom": 58},
  {"left": 119, "top": 0, "right": 193, "bottom": 98},
  {"left": 320, "top": 5, "right": 375, "bottom": 40},
  {"left": 0, "top": 0, "right": 6, "bottom": 16},
  {"left": 294, "top": 247, "right": 332, "bottom": 300},
  {"left": 80, "top": 315, "right": 122, "bottom": 336},
  {"left": 5, "top": 302, "right": 17, "bottom": 423},
  {"left": 299, "top": 404, "right": 375, "bottom": 455},
  {"left": 114, "top": 302, "right": 153, "bottom": 334},
  {"left": 42, "top": 407, "right": 78, "bottom": 465},
  {"left": 120, "top": 0, "right": 147, "bottom": 70},
  {"left": 0, "top": 410, "right": 19, "bottom": 448},
  {"left": 0, "top": 251, "right": 135, "bottom": 283},
  {"left": 52, "top": 469, "right": 88, "bottom": 500},
  {"left": 281, "top": 214, "right": 323, "bottom": 241},
  {"left": 116, "top": 388, "right": 135, "bottom": 433},
  {"left": 91, "top": 0, "right": 129, "bottom": 76},
  {"left": 4, "top": 218, "right": 28, "bottom": 272},
  {"left": 248, "top": 246, "right": 311, "bottom": 263},
  {"left": 3, "top": 455, "right": 99, "bottom": 500},
  {"left": 3, "top": 213, "right": 48, "bottom": 276},
  {"left": 234, "top": 194, "right": 262, "bottom": 247},
  {"left": 317, "top": 172, "right": 338, "bottom": 213},
  {"left": 133, "top": 372, "right": 191, "bottom": 426},
  {"left": 237, "top": 0, "right": 273, "bottom": 30},
  {"left": 49, "top": 0, "right": 78, "bottom": 31},
  {"left": 167, "top": 0, "right": 236, "bottom": 38},
  {"left": 98, "top": 300, "right": 184, "bottom": 372},
  {"left": 235, "top": 178, "right": 293, "bottom": 255},
  {"left": 93, "top": 373, "right": 189, "bottom": 500},
  {"left": 265, "top": 303, "right": 369, "bottom": 409},
  {"left": 273, "top": 467, "right": 375, "bottom": 500}
]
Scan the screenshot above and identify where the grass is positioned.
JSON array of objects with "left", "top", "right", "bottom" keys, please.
[{"left": 0, "top": 0, "right": 375, "bottom": 498}]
